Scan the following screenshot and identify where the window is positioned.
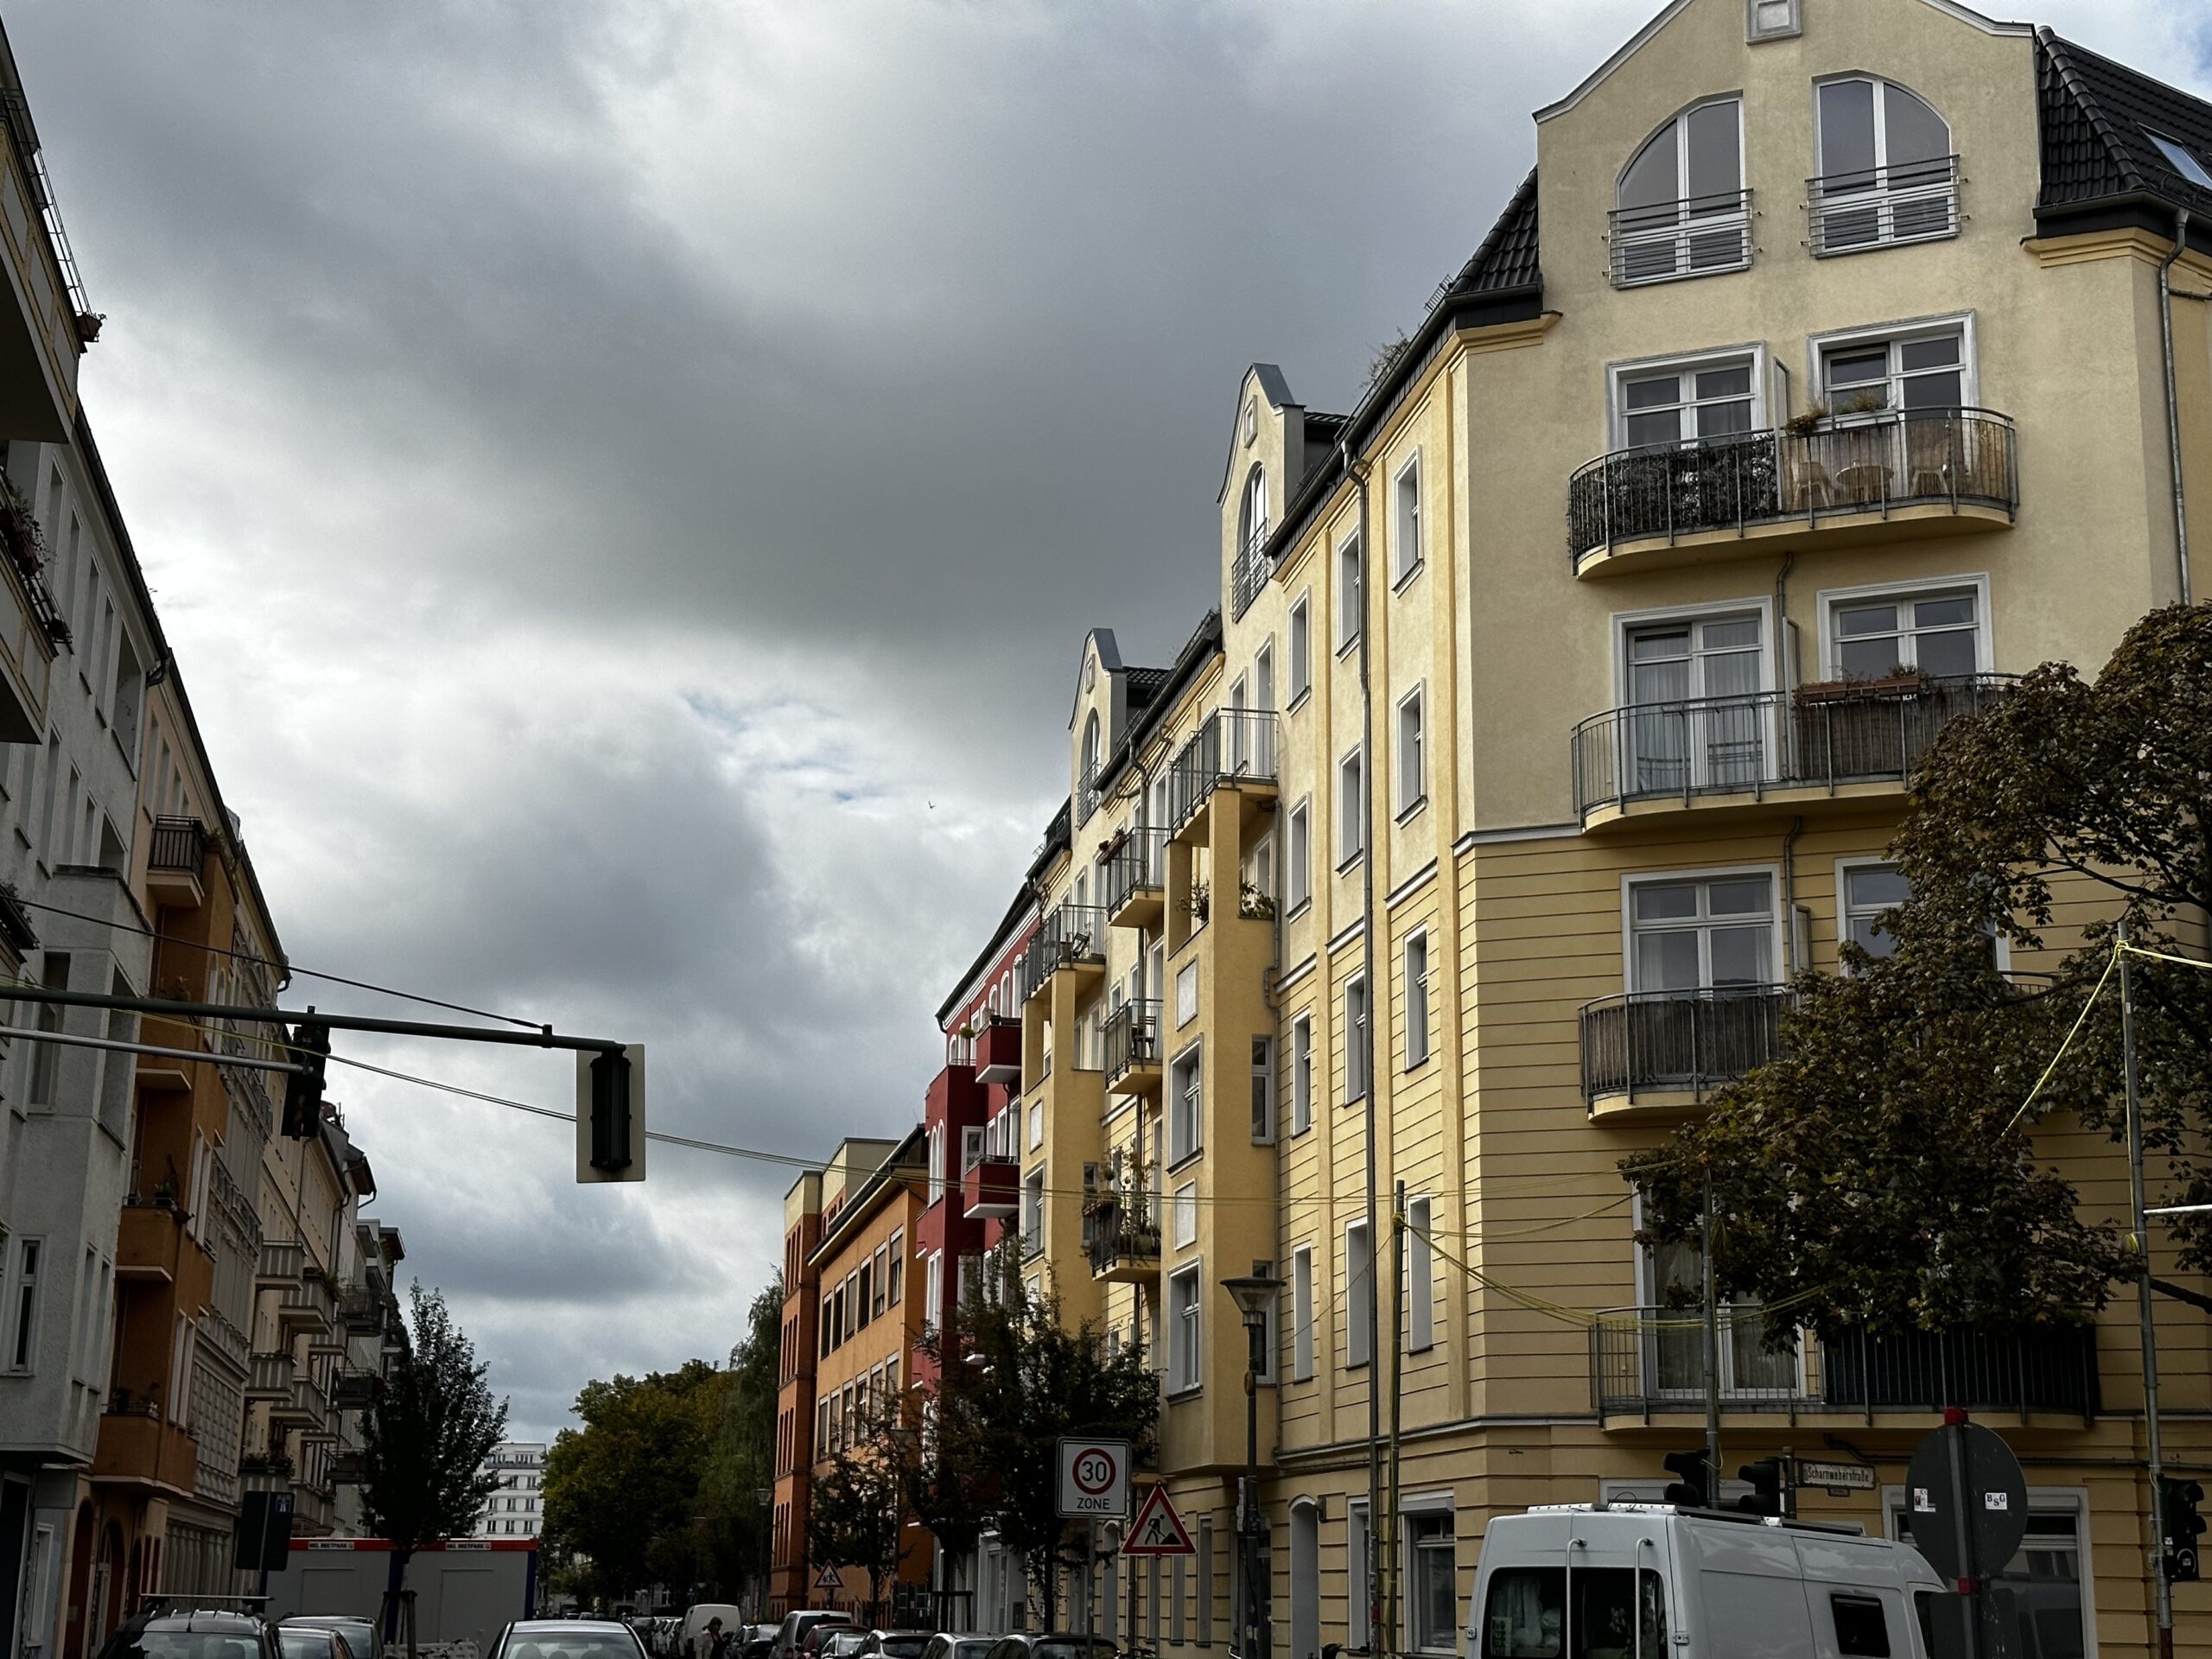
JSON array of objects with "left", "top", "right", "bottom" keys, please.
[
  {"left": 10, "top": 1237, "right": 40, "bottom": 1370},
  {"left": 1290, "top": 1015, "right": 1313, "bottom": 1135},
  {"left": 1892, "top": 1499, "right": 2088, "bottom": 1659},
  {"left": 1347, "top": 1503, "right": 1372, "bottom": 1649},
  {"left": 1830, "top": 586, "right": 1979, "bottom": 680},
  {"left": 1287, "top": 801, "right": 1312, "bottom": 913},
  {"left": 1251, "top": 1258, "right": 1279, "bottom": 1384},
  {"left": 1617, "top": 357, "right": 1755, "bottom": 448},
  {"left": 1290, "top": 1247, "right": 1314, "bottom": 1381},
  {"left": 2149, "top": 130, "right": 2212, "bottom": 191},
  {"left": 887, "top": 1231, "right": 904, "bottom": 1304},
  {"left": 1198, "top": 1519, "right": 1214, "bottom": 1644},
  {"left": 1621, "top": 613, "right": 1766, "bottom": 795},
  {"left": 1406, "top": 1510, "right": 1458, "bottom": 1653},
  {"left": 1167, "top": 1265, "right": 1202, "bottom": 1393},
  {"left": 1288, "top": 596, "right": 1311, "bottom": 702},
  {"left": 1613, "top": 99, "right": 1747, "bottom": 284},
  {"left": 1169, "top": 1046, "right": 1203, "bottom": 1165},
  {"left": 927, "top": 1124, "right": 946, "bottom": 1203},
  {"left": 1404, "top": 934, "right": 1431, "bottom": 1068},
  {"left": 1338, "top": 749, "right": 1364, "bottom": 866},
  {"left": 1830, "top": 1595, "right": 1891, "bottom": 1658},
  {"left": 1747, "top": 0, "right": 1800, "bottom": 41},
  {"left": 1395, "top": 689, "right": 1425, "bottom": 817},
  {"left": 27, "top": 953, "right": 67, "bottom": 1108},
  {"left": 1481, "top": 1568, "right": 1667, "bottom": 1659},
  {"left": 1821, "top": 327, "right": 1966, "bottom": 417},
  {"left": 1842, "top": 863, "right": 1910, "bottom": 960},
  {"left": 1628, "top": 874, "right": 1776, "bottom": 992},
  {"left": 1407, "top": 1197, "right": 1433, "bottom": 1351},
  {"left": 1344, "top": 976, "right": 1370, "bottom": 1102},
  {"left": 1020, "top": 1171, "right": 1046, "bottom": 1258},
  {"left": 1029, "top": 1098, "right": 1043, "bottom": 1149},
  {"left": 1393, "top": 456, "right": 1422, "bottom": 583},
  {"left": 1250, "top": 1035, "right": 1274, "bottom": 1143},
  {"left": 1813, "top": 79, "right": 1955, "bottom": 252},
  {"left": 1644, "top": 1231, "right": 1796, "bottom": 1395},
  {"left": 1344, "top": 1222, "right": 1373, "bottom": 1368},
  {"left": 1338, "top": 531, "right": 1363, "bottom": 649},
  {"left": 1176, "top": 963, "right": 1199, "bottom": 1027}
]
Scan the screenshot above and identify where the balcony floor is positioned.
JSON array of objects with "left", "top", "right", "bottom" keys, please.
[
  {"left": 1573, "top": 498, "right": 2012, "bottom": 579},
  {"left": 1581, "top": 774, "right": 1914, "bottom": 833}
]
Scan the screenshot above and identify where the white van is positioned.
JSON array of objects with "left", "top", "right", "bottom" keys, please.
[{"left": 1465, "top": 1505, "right": 1947, "bottom": 1659}]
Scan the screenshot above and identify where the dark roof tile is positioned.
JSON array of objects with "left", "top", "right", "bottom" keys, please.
[{"left": 2037, "top": 29, "right": 2212, "bottom": 219}]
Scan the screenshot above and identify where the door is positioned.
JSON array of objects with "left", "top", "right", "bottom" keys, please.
[
  {"left": 1624, "top": 616, "right": 1765, "bottom": 795},
  {"left": 1289, "top": 1504, "right": 1319, "bottom": 1659}
]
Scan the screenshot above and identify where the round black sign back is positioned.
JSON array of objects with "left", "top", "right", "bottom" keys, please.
[{"left": 1904, "top": 1422, "right": 2030, "bottom": 1582}]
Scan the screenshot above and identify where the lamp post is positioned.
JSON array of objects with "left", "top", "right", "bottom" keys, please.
[
  {"left": 753, "top": 1485, "right": 773, "bottom": 1624},
  {"left": 1222, "top": 1269, "right": 1279, "bottom": 1659}
]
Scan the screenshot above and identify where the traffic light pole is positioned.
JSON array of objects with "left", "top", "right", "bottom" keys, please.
[{"left": 2118, "top": 922, "right": 2176, "bottom": 1659}]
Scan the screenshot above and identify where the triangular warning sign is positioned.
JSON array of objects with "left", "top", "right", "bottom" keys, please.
[
  {"left": 1122, "top": 1485, "right": 1196, "bottom": 1557},
  {"left": 815, "top": 1563, "right": 843, "bottom": 1592}
]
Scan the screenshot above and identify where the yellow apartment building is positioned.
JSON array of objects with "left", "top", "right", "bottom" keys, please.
[{"left": 988, "top": 3, "right": 2212, "bottom": 1656}]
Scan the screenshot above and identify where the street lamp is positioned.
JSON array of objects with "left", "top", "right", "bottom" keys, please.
[{"left": 1221, "top": 1269, "right": 1279, "bottom": 1659}]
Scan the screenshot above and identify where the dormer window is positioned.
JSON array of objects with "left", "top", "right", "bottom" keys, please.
[
  {"left": 1243, "top": 398, "right": 1258, "bottom": 447},
  {"left": 1810, "top": 79, "right": 1957, "bottom": 255},
  {"left": 2148, "top": 130, "right": 2212, "bottom": 191},
  {"left": 1611, "top": 99, "right": 1749, "bottom": 286}
]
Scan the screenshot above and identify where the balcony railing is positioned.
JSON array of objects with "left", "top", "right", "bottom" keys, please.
[
  {"left": 1571, "top": 674, "right": 2015, "bottom": 823},
  {"left": 1579, "top": 986, "right": 1789, "bottom": 1103},
  {"left": 1103, "top": 1000, "right": 1160, "bottom": 1085},
  {"left": 1165, "top": 709, "right": 1279, "bottom": 834},
  {"left": 1608, "top": 188, "right": 1753, "bottom": 287},
  {"left": 1076, "top": 765, "right": 1103, "bottom": 828},
  {"left": 1567, "top": 409, "right": 2018, "bottom": 563},
  {"left": 339, "top": 1288, "right": 385, "bottom": 1336},
  {"left": 1019, "top": 903, "right": 1105, "bottom": 1003},
  {"left": 1086, "top": 1196, "right": 1162, "bottom": 1281},
  {"left": 1102, "top": 826, "right": 1168, "bottom": 918},
  {"left": 1593, "top": 1312, "right": 2099, "bottom": 1418},
  {"left": 148, "top": 816, "right": 208, "bottom": 874},
  {"left": 1230, "top": 522, "right": 1272, "bottom": 620},
  {"left": 1808, "top": 156, "right": 1961, "bottom": 257}
]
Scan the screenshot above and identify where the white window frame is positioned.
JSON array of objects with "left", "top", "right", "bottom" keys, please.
[
  {"left": 1286, "top": 799, "right": 1312, "bottom": 916},
  {"left": 1346, "top": 1502, "right": 1373, "bottom": 1649},
  {"left": 1607, "top": 344, "right": 1769, "bottom": 451},
  {"left": 1166, "top": 1262, "right": 1204, "bottom": 1395},
  {"left": 1172, "top": 1181, "right": 1198, "bottom": 1251},
  {"left": 1344, "top": 1221, "right": 1373, "bottom": 1369},
  {"left": 1176, "top": 961, "right": 1199, "bottom": 1027},
  {"left": 1834, "top": 855, "right": 2012, "bottom": 975},
  {"left": 1395, "top": 685, "right": 1426, "bottom": 819},
  {"left": 1392, "top": 453, "right": 1423, "bottom": 587},
  {"left": 923, "top": 1250, "right": 944, "bottom": 1336},
  {"left": 1881, "top": 1486, "right": 2097, "bottom": 1659},
  {"left": 1338, "top": 747, "right": 1365, "bottom": 868},
  {"left": 1406, "top": 1196, "right": 1434, "bottom": 1351},
  {"left": 1289, "top": 1014, "right": 1313, "bottom": 1136},
  {"left": 1814, "top": 572, "right": 1992, "bottom": 681},
  {"left": 1403, "top": 931, "right": 1431, "bottom": 1069},
  {"left": 1338, "top": 531, "right": 1363, "bottom": 652},
  {"left": 1168, "top": 1041, "right": 1204, "bottom": 1167},
  {"left": 7, "top": 1235, "right": 42, "bottom": 1373},
  {"left": 1806, "top": 311, "right": 1978, "bottom": 415},
  {"left": 1810, "top": 76, "right": 1958, "bottom": 253},
  {"left": 1344, "top": 975, "right": 1370, "bottom": 1103},
  {"left": 1610, "top": 593, "right": 1778, "bottom": 710},
  {"left": 1612, "top": 96, "right": 1749, "bottom": 287},
  {"left": 1287, "top": 594, "right": 1313, "bottom": 707},
  {"left": 1620, "top": 864, "right": 1787, "bottom": 994},
  {"left": 1399, "top": 1492, "right": 1459, "bottom": 1656},
  {"left": 1290, "top": 1244, "right": 1315, "bottom": 1382},
  {"left": 1249, "top": 1033, "right": 1274, "bottom": 1145}
]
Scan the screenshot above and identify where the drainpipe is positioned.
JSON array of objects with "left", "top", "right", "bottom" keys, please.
[
  {"left": 2159, "top": 209, "right": 2193, "bottom": 605},
  {"left": 1781, "top": 816, "right": 1805, "bottom": 978},
  {"left": 1341, "top": 434, "right": 1384, "bottom": 1656}
]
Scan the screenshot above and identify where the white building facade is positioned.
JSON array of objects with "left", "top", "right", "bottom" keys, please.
[{"left": 473, "top": 1444, "right": 545, "bottom": 1540}]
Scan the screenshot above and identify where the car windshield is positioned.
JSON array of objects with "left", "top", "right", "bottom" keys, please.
[
  {"left": 1031, "top": 1642, "right": 1116, "bottom": 1659},
  {"left": 507, "top": 1637, "right": 639, "bottom": 1659},
  {"left": 871, "top": 1642, "right": 926, "bottom": 1659},
  {"left": 109, "top": 1632, "right": 266, "bottom": 1659},
  {"left": 293, "top": 1629, "right": 370, "bottom": 1659},
  {"left": 278, "top": 1636, "right": 334, "bottom": 1659},
  {"left": 953, "top": 1645, "right": 992, "bottom": 1659}
]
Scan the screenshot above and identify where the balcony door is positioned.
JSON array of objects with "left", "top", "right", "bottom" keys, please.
[
  {"left": 1624, "top": 614, "right": 1766, "bottom": 795},
  {"left": 1629, "top": 873, "right": 1775, "bottom": 995},
  {"left": 1645, "top": 1236, "right": 1801, "bottom": 1398}
]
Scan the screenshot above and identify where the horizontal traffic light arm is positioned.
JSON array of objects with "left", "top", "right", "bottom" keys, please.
[
  {"left": 8, "top": 1023, "right": 308, "bottom": 1075},
  {"left": 0, "top": 982, "right": 626, "bottom": 1056}
]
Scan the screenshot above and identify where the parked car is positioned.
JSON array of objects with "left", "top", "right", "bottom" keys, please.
[
  {"left": 856, "top": 1635, "right": 931, "bottom": 1659},
  {"left": 772, "top": 1616, "right": 853, "bottom": 1659},
  {"left": 275, "top": 1630, "right": 346, "bottom": 1659},
  {"left": 677, "top": 1607, "right": 748, "bottom": 1659},
  {"left": 281, "top": 1618, "right": 383, "bottom": 1659},
  {"left": 817, "top": 1636, "right": 869, "bottom": 1659},
  {"left": 917, "top": 1635, "right": 994, "bottom": 1659},
  {"left": 487, "top": 1618, "right": 651, "bottom": 1659},
  {"left": 94, "top": 1609, "right": 283, "bottom": 1659},
  {"left": 978, "top": 1636, "right": 1116, "bottom": 1659}
]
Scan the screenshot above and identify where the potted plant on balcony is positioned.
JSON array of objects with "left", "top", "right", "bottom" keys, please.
[
  {"left": 1796, "top": 667, "right": 1929, "bottom": 705},
  {"left": 1783, "top": 404, "right": 1830, "bottom": 437},
  {"left": 1238, "top": 880, "right": 1276, "bottom": 920},
  {"left": 1185, "top": 880, "right": 1210, "bottom": 923}
]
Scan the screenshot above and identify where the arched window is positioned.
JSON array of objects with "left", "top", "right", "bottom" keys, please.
[
  {"left": 1812, "top": 79, "right": 1956, "bottom": 252},
  {"left": 1613, "top": 99, "right": 1746, "bottom": 285},
  {"left": 1238, "top": 465, "right": 1268, "bottom": 555},
  {"left": 1078, "top": 710, "right": 1101, "bottom": 822}
]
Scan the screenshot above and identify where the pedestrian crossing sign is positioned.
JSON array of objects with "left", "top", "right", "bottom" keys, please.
[
  {"left": 1122, "top": 1485, "right": 1196, "bottom": 1558},
  {"left": 815, "top": 1564, "right": 842, "bottom": 1592}
]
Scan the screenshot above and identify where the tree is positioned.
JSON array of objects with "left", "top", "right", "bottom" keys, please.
[
  {"left": 1627, "top": 604, "right": 2212, "bottom": 1342},
  {"left": 359, "top": 1285, "right": 508, "bottom": 1652},
  {"left": 914, "top": 1255, "right": 1160, "bottom": 1621},
  {"left": 806, "top": 1395, "right": 908, "bottom": 1624},
  {"left": 697, "top": 1274, "right": 785, "bottom": 1613}
]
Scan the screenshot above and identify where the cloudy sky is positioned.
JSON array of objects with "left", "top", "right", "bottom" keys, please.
[{"left": 8, "top": 0, "right": 2208, "bottom": 1439}]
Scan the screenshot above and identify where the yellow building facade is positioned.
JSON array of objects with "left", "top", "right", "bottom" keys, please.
[{"left": 995, "top": 3, "right": 2212, "bottom": 1656}]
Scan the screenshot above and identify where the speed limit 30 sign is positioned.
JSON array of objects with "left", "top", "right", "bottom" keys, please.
[{"left": 1058, "top": 1438, "right": 1131, "bottom": 1517}]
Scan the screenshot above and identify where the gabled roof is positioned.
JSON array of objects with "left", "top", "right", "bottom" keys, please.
[
  {"left": 1446, "top": 168, "right": 1541, "bottom": 296},
  {"left": 2037, "top": 29, "right": 2212, "bottom": 223}
]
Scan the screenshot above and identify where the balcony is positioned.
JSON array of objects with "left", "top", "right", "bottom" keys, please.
[
  {"left": 331, "top": 1450, "right": 367, "bottom": 1485},
  {"left": 1103, "top": 1000, "right": 1161, "bottom": 1098},
  {"left": 1608, "top": 188, "right": 1752, "bottom": 287},
  {"left": 974, "top": 1015, "right": 1022, "bottom": 1087},
  {"left": 1165, "top": 709, "right": 1278, "bottom": 839},
  {"left": 1579, "top": 987, "right": 1788, "bottom": 1118},
  {"left": 1592, "top": 1312, "right": 2098, "bottom": 1422},
  {"left": 247, "top": 1352, "right": 294, "bottom": 1402},
  {"left": 1076, "top": 765, "right": 1103, "bottom": 829},
  {"left": 1019, "top": 903, "right": 1106, "bottom": 1007},
  {"left": 0, "top": 884, "right": 34, "bottom": 972},
  {"left": 0, "top": 480, "right": 60, "bottom": 744},
  {"left": 1087, "top": 1196, "right": 1161, "bottom": 1283},
  {"left": 330, "top": 1369, "right": 378, "bottom": 1410},
  {"left": 257, "top": 1240, "right": 303, "bottom": 1286},
  {"left": 116, "top": 1200, "right": 188, "bottom": 1283},
  {"left": 1570, "top": 674, "right": 2014, "bottom": 830},
  {"left": 1230, "top": 521, "right": 1271, "bottom": 620},
  {"left": 145, "top": 817, "right": 209, "bottom": 909},
  {"left": 1103, "top": 826, "right": 1169, "bottom": 930},
  {"left": 961, "top": 1156, "right": 1020, "bottom": 1221},
  {"left": 1808, "top": 156, "right": 1960, "bottom": 257},
  {"left": 1567, "top": 410, "right": 2017, "bottom": 576},
  {"left": 92, "top": 1401, "right": 198, "bottom": 1495},
  {"left": 0, "top": 103, "right": 87, "bottom": 442},
  {"left": 339, "top": 1288, "right": 385, "bottom": 1336}
]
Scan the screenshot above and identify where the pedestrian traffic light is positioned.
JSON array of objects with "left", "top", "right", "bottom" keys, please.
[
  {"left": 575, "top": 1044, "right": 645, "bottom": 1183},
  {"left": 2160, "top": 1476, "right": 2204, "bottom": 1583},
  {"left": 281, "top": 1020, "right": 330, "bottom": 1140},
  {"left": 1738, "top": 1458, "right": 1788, "bottom": 1518},
  {"left": 1662, "top": 1449, "right": 1713, "bottom": 1508}
]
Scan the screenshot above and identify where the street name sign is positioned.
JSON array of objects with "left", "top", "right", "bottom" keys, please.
[
  {"left": 1798, "top": 1459, "right": 1877, "bottom": 1495},
  {"left": 1122, "top": 1485, "right": 1197, "bottom": 1558},
  {"left": 1057, "top": 1437, "right": 1130, "bottom": 1517}
]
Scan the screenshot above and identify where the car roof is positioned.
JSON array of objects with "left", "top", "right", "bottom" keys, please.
[
  {"left": 138, "top": 1614, "right": 269, "bottom": 1633},
  {"left": 512, "top": 1622, "right": 633, "bottom": 1634}
]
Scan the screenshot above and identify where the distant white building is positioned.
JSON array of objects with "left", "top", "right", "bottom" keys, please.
[{"left": 474, "top": 1441, "right": 547, "bottom": 1539}]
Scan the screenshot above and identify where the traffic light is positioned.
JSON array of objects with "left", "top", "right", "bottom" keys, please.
[
  {"left": 2161, "top": 1476, "right": 2204, "bottom": 1583},
  {"left": 1738, "top": 1458, "right": 1788, "bottom": 1518},
  {"left": 575, "top": 1044, "right": 646, "bottom": 1183},
  {"left": 1662, "top": 1449, "right": 1713, "bottom": 1508},
  {"left": 281, "top": 1020, "right": 330, "bottom": 1140}
]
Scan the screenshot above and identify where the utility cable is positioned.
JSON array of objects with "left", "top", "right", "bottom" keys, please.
[{"left": 2002, "top": 939, "right": 2120, "bottom": 1135}]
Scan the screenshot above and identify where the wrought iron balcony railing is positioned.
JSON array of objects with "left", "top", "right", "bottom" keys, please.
[
  {"left": 1570, "top": 674, "right": 2015, "bottom": 823},
  {"left": 1085, "top": 1195, "right": 1162, "bottom": 1279},
  {"left": 1165, "top": 709, "right": 1278, "bottom": 834},
  {"left": 1567, "top": 408, "right": 2017, "bottom": 563},
  {"left": 1579, "top": 986, "right": 1789, "bottom": 1103},
  {"left": 148, "top": 816, "right": 209, "bottom": 874},
  {"left": 1230, "top": 522, "right": 1272, "bottom": 620},
  {"left": 1103, "top": 1000, "right": 1160, "bottom": 1085},
  {"left": 1608, "top": 188, "right": 1753, "bottom": 286},
  {"left": 1018, "top": 903, "right": 1106, "bottom": 1003},
  {"left": 1102, "top": 825, "right": 1168, "bottom": 917},
  {"left": 1808, "top": 156, "right": 1961, "bottom": 256}
]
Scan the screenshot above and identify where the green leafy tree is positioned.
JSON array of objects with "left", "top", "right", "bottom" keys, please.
[
  {"left": 1628, "top": 604, "right": 2212, "bottom": 1341},
  {"left": 694, "top": 1274, "right": 785, "bottom": 1611},
  {"left": 359, "top": 1285, "right": 508, "bottom": 1650},
  {"left": 805, "top": 1395, "right": 909, "bottom": 1624}
]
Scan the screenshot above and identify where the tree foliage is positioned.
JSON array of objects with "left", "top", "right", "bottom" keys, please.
[
  {"left": 1628, "top": 605, "right": 2212, "bottom": 1340},
  {"left": 805, "top": 1395, "right": 908, "bottom": 1624}
]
